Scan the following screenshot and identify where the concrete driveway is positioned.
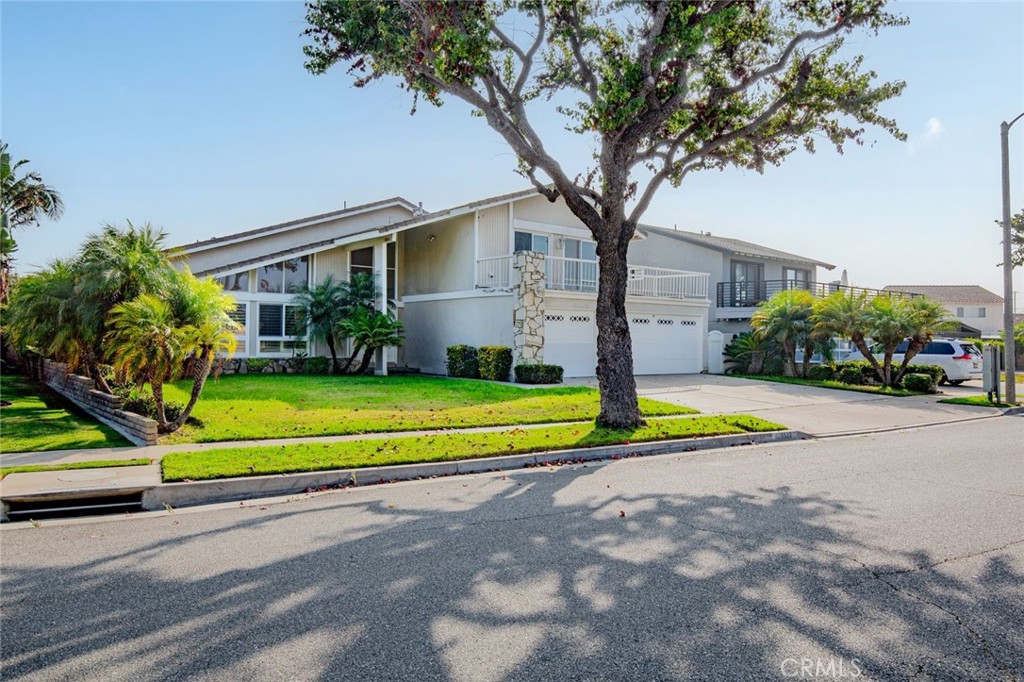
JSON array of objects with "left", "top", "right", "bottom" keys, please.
[{"left": 567, "top": 374, "right": 1003, "bottom": 437}]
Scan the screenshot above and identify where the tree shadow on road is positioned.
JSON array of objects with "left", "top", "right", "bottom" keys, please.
[{"left": 1, "top": 461, "right": 1021, "bottom": 681}]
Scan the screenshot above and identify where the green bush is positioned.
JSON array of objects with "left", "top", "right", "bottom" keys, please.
[
  {"left": 902, "top": 373, "right": 935, "bottom": 393},
  {"left": 246, "top": 358, "right": 271, "bottom": 373},
  {"left": 478, "top": 346, "right": 513, "bottom": 382},
  {"left": 304, "top": 356, "right": 329, "bottom": 375},
  {"left": 807, "top": 365, "right": 835, "bottom": 381},
  {"left": 834, "top": 360, "right": 877, "bottom": 383},
  {"left": 446, "top": 345, "right": 479, "bottom": 378},
  {"left": 837, "top": 366, "right": 865, "bottom": 385},
  {"left": 120, "top": 392, "right": 191, "bottom": 423},
  {"left": 514, "top": 363, "right": 564, "bottom": 384},
  {"left": 905, "top": 364, "right": 944, "bottom": 383}
]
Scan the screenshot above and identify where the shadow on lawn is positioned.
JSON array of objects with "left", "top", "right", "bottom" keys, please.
[{"left": 1, "top": 464, "right": 1020, "bottom": 680}]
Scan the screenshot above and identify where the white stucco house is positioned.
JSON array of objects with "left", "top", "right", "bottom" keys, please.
[
  {"left": 882, "top": 285, "right": 1004, "bottom": 337},
  {"left": 172, "top": 188, "right": 840, "bottom": 378}
]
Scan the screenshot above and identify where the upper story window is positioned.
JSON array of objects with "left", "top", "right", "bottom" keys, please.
[
  {"left": 956, "top": 306, "right": 986, "bottom": 318},
  {"left": 514, "top": 231, "right": 549, "bottom": 255},
  {"left": 219, "top": 271, "right": 249, "bottom": 292},
  {"left": 257, "top": 256, "right": 309, "bottom": 294},
  {"left": 783, "top": 267, "right": 810, "bottom": 284},
  {"left": 350, "top": 247, "right": 374, "bottom": 280},
  {"left": 564, "top": 238, "right": 597, "bottom": 261}
]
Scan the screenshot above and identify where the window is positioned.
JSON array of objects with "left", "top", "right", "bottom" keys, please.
[
  {"left": 350, "top": 246, "right": 374, "bottom": 280},
  {"left": 783, "top": 267, "right": 810, "bottom": 288},
  {"left": 562, "top": 238, "right": 598, "bottom": 292},
  {"left": 258, "top": 256, "right": 309, "bottom": 293},
  {"left": 956, "top": 306, "right": 987, "bottom": 318},
  {"left": 227, "top": 303, "right": 247, "bottom": 355},
  {"left": 514, "top": 231, "right": 549, "bottom": 254},
  {"left": 730, "top": 261, "right": 765, "bottom": 306},
  {"left": 977, "top": 307, "right": 986, "bottom": 318},
  {"left": 956, "top": 306, "right": 965, "bottom": 317},
  {"left": 386, "top": 241, "right": 397, "bottom": 302},
  {"left": 219, "top": 272, "right": 249, "bottom": 292},
  {"left": 923, "top": 342, "right": 955, "bottom": 355},
  {"left": 257, "top": 303, "right": 306, "bottom": 354}
]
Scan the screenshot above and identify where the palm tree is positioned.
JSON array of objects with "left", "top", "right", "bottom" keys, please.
[
  {"left": 891, "top": 298, "right": 954, "bottom": 385},
  {"left": 337, "top": 307, "right": 404, "bottom": 374},
  {"left": 76, "top": 222, "right": 176, "bottom": 392},
  {"left": 165, "top": 271, "right": 240, "bottom": 432},
  {"left": 291, "top": 274, "right": 347, "bottom": 373},
  {"left": 863, "top": 295, "right": 921, "bottom": 387},
  {"left": 751, "top": 289, "right": 815, "bottom": 377},
  {"left": 813, "top": 291, "right": 885, "bottom": 383},
  {"left": 105, "top": 294, "right": 182, "bottom": 429},
  {"left": 0, "top": 141, "right": 64, "bottom": 302},
  {"left": 722, "top": 330, "right": 778, "bottom": 375}
]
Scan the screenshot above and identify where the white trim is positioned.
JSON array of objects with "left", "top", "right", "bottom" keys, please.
[
  {"left": 403, "top": 289, "right": 513, "bottom": 303},
  {"left": 513, "top": 218, "right": 643, "bottom": 241},
  {"left": 473, "top": 210, "right": 479, "bottom": 263},
  {"left": 179, "top": 200, "right": 417, "bottom": 255},
  {"left": 547, "top": 289, "right": 711, "bottom": 308}
]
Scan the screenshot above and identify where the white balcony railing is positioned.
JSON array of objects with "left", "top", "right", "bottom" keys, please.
[
  {"left": 475, "top": 254, "right": 709, "bottom": 301},
  {"left": 475, "top": 255, "right": 513, "bottom": 288}
]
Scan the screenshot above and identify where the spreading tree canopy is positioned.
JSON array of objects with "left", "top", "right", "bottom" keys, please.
[{"left": 304, "top": 0, "right": 907, "bottom": 428}]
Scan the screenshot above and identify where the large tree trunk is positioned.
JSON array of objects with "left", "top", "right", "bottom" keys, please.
[
  {"left": 167, "top": 349, "right": 212, "bottom": 433},
  {"left": 893, "top": 340, "right": 925, "bottom": 386},
  {"left": 748, "top": 351, "right": 764, "bottom": 375},
  {"left": 782, "top": 340, "right": 798, "bottom": 377},
  {"left": 357, "top": 346, "right": 375, "bottom": 374},
  {"left": 882, "top": 350, "right": 895, "bottom": 387},
  {"left": 594, "top": 229, "right": 643, "bottom": 429},
  {"left": 151, "top": 378, "right": 169, "bottom": 432},
  {"left": 850, "top": 332, "right": 885, "bottom": 383},
  {"left": 801, "top": 342, "right": 813, "bottom": 378}
]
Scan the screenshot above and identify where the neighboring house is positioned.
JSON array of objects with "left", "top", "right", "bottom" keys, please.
[
  {"left": 172, "top": 188, "right": 840, "bottom": 378},
  {"left": 882, "top": 285, "right": 1004, "bottom": 336}
]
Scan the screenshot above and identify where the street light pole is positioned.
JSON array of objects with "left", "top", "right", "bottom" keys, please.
[{"left": 999, "top": 112, "right": 1023, "bottom": 404}]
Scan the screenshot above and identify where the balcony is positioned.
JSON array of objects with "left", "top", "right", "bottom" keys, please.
[
  {"left": 716, "top": 279, "right": 918, "bottom": 318},
  {"left": 475, "top": 255, "right": 709, "bottom": 301}
]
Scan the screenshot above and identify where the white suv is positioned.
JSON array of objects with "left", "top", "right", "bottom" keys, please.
[{"left": 845, "top": 338, "right": 983, "bottom": 385}]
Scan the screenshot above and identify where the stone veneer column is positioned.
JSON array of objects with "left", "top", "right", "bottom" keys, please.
[{"left": 513, "top": 251, "right": 545, "bottom": 366}]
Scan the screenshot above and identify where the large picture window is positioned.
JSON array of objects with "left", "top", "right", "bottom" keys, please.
[
  {"left": 228, "top": 303, "right": 247, "bottom": 355},
  {"left": 258, "top": 256, "right": 309, "bottom": 294},
  {"left": 219, "top": 272, "right": 249, "bottom": 292},
  {"left": 257, "top": 303, "right": 306, "bottom": 354}
]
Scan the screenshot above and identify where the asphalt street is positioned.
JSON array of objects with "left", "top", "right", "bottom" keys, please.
[{"left": 2, "top": 417, "right": 1022, "bottom": 681}]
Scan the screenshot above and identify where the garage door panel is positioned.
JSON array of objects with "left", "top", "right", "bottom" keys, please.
[{"left": 544, "top": 311, "right": 597, "bottom": 378}]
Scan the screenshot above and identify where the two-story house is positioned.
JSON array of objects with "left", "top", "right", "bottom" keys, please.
[
  {"left": 882, "top": 285, "right": 1004, "bottom": 337},
  {"left": 173, "top": 188, "right": 842, "bottom": 377}
]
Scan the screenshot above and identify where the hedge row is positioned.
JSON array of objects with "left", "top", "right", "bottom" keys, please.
[{"left": 446, "top": 345, "right": 563, "bottom": 384}]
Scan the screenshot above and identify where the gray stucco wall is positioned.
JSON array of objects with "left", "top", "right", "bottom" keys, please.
[{"left": 402, "top": 294, "right": 515, "bottom": 375}]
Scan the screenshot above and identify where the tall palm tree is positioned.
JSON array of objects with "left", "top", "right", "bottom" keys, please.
[
  {"left": 166, "top": 271, "right": 239, "bottom": 432},
  {"left": 751, "top": 289, "right": 815, "bottom": 377},
  {"left": 105, "top": 294, "right": 182, "bottom": 428},
  {"left": 0, "top": 141, "right": 64, "bottom": 302},
  {"left": 291, "top": 274, "right": 348, "bottom": 373}
]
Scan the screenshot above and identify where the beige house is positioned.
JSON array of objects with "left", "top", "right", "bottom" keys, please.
[
  {"left": 173, "top": 188, "right": 838, "bottom": 377},
  {"left": 882, "top": 285, "right": 1004, "bottom": 337}
]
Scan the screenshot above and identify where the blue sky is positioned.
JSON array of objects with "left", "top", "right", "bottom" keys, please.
[{"left": 2, "top": 1, "right": 1022, "bottom": 307}]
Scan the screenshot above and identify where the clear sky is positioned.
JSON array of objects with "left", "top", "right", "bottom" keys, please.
[{"left": 2, "top": 1, "right": 1023, "bottom": 307}]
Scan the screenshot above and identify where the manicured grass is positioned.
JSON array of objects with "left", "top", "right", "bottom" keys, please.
[
  {"left": 1, "top": 459, "right": 151, "bottom": 478},
  {"left": 160, "top": 374, "right": 696, "bottom": 443},
  {"left": 731, "top": 374, "right": 918, "bottom": 397},
  {"left": 0, "top": 375, "right": 131, "bottom": 453},
  {"left": 937, "top": 396, "right": 1021, "bottom": 408},
  {"left": 161, "top": 414, "right": 786, "bottom": 482}
]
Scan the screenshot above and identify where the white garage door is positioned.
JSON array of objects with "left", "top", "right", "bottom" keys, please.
[
  {"left": 630, "top": 314, "right": 703, "bottom": 375},
  {"left": 544, "top": 310, "right": 703, "bottom": 377},
  {"left": 544, "top": 311, "right": 597, "bottom": 378}
]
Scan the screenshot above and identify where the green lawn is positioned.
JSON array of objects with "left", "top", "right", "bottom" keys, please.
[
  {"left": 161, "top": 374, "right": 696, "bottom": 443},
  {"left": 0, "top": 375, "right": 130, "bottom": 453},
  {"left": 161, "top": 414, "right": 785, "bottom": 481},
  {"left": 1, "top": 458, "right": 151, "bottom": 478},
  {"left": 937, "top": 395, "right": 1021, "bottom": 408},
  {"left": 731, "top": 374, "right": 918, "bottom": 397}
]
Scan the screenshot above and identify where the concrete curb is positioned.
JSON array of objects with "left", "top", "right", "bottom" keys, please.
[
  {"left": 1, "top": 430, "right": 808, "bottom": 516},
  {"left": 1003, "top": 406, "right": 1024, "bottom": 416}
]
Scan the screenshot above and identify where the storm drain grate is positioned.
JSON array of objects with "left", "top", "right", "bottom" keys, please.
[{"left": 4, "top": 492, "right": 144, "bottom": 521}]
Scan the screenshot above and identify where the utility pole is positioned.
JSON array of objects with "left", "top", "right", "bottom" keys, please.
[{"left": 999, "top": 113, "right": 1023, "bottom": 404}]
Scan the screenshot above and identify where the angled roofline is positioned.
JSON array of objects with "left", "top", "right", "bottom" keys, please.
[
  {"left": 881, "top": 285, "right": 1004, "bottom": 304},
  {"left": 638, "top": 224, "right": 836, "bottom": 270},
  {"left": 173, "top": 196, "right": 419, "bottom": 255}
]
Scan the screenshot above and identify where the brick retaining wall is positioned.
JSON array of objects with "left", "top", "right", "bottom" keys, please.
[{"left": 42, "top": 361, "right": 158, "bottom": 446}]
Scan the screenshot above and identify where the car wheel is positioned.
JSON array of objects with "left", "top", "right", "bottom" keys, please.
[{"left": 948, "top": 380, "right": 965, "bottom": 386}]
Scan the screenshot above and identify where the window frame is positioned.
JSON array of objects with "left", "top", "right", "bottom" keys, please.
[{"left": 256, "top": 302, "right": 307, "bottom": 356}]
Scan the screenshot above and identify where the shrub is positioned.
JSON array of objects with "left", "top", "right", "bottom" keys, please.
[
  {"left": 478, "top": 346, "right": 513, "bottom": 381},
  {"left": 514, "top": 363, "right": 564, "bottom": 384},
  {"left": 119, "top": 391, "right": 193, "bottom": 424},
  {"left": 446, "top": 345, "right": 479, "bottom": 378},
  {"left": 902, "top": 373, "right": 935, "bottom": 393},
  {"left": 906, "top": 364, "right": 944, "bottom": 383},
  {"left": 246, "top": 358, "right": 271, "bottom": 373},
  {"left": 834, "top": 360, "right": 877, "bottom": 383},
  {"left": 807, "top": 365, "right": 835, "bottom": 381},
  {"left": 304, "top": 356, "right": 329, "bottom": 375},
  {"left": 837, "top": 366, "right": 865, "bottom": 385}
]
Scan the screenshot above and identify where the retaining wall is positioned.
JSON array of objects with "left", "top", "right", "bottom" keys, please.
[{"left": 41, "top": 361, "right": 158, "bottom": 446}]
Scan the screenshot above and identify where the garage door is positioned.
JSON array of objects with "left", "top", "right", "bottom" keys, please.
[
  {"left": 544, "top": 311, "right": 597, "bottom": 378},
  {"left": 629, "top": 314, "right": 703, "bottom": 375}
]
